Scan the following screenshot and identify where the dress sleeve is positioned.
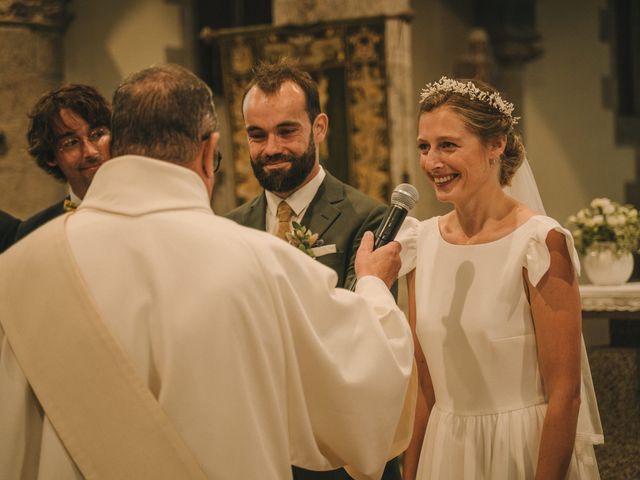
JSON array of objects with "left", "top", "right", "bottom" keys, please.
[
  {"left": 395, "top": 216, "right": 420, "bottom": 278},
  {"left": 524, "top": 217, "right": 604, "bottom": 447},
  {"left": 524, "top": 216, "right": 581, "bottom": 286}
]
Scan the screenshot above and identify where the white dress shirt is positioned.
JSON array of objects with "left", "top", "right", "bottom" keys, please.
[{"left": 265, "top": 166, "right": 326, "bottom": 235}]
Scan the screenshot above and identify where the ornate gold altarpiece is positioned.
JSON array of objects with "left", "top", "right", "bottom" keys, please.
[{"left": 207, "top": 18, "right": 395, "bottom": 206}]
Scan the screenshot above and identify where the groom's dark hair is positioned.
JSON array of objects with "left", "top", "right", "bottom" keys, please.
[{"left": 242, "top": 59, "right": 321, "bottom": 124}]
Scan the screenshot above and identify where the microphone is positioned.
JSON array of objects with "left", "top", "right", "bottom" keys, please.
[{"left": 347, "top": 183, "right": 419, "bottom": 291}]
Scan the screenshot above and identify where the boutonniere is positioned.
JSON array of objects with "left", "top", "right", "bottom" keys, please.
[{"left": 285, "top": 222, "right": 324, "bottom": 258}]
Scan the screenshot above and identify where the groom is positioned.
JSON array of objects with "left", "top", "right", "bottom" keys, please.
[
  {"left": 226, "top": 60, "right": 387, "bottom": 292},
  {"left": 226, "top": 61, "right": 400, "bottom": 480}
]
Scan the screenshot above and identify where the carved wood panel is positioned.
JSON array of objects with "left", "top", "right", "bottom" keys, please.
[{"left": 212, "top": 18, "right": 390, "bottom": 204}]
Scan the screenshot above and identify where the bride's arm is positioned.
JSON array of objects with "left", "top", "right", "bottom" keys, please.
[
  {"left": 402, "top": 270, "right": 435, "bottom": 480},
  {"left": 526, "top": 230, "right": 582, "bottom": 480}
]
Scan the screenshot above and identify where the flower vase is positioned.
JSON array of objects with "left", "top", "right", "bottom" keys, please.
[{"left": 583, "top": 242, "right": 634, "bottom": 286}]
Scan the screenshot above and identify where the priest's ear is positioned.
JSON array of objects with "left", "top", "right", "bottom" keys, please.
[
  {"left": 200, "top": 131, "right": 220, "bottom": 198},
  {"left": 201, "top": 131, "right": 220, "bottom": 175}
]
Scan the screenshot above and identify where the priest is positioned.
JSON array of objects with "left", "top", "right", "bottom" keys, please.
[{"left": 0, "top": 64, "right": 414, "bottom": 480}]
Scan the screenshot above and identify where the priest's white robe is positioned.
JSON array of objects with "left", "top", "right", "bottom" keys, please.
[{"left": 0, "top": 156, "right": 413, "bottom": 480}]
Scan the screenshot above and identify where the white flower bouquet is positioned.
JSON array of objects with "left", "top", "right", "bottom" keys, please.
[{"left": 566, "top": 197, "right": 640, "bottom": 256}]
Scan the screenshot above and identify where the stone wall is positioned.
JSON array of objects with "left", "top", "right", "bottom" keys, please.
[
  {"left": 0, "top": 0, "right": 69, "bottom": 217},
  {"left": 273, "top": 0, "right": 410, "bottom": 26}
]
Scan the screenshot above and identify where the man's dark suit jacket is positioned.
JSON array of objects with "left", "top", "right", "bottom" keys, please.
[
  {"left": 0, "top": 211, "right": 21, "bottom": 254},
  {"left": 226, "top": 172, "right": 401, "bottom": 480},
  {"left": 226, "top": 172, "right": 386, "bottom": 289},
  {"left": 13, "top": 201, "right": 65, "bottom": 245}
]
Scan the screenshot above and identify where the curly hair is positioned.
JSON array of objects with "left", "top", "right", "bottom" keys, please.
[
  {"left": 242, "top": 59, "right": 321, "bottom": 124},
  {"left": 27, "top": 84, "right": 111, "bottom": 181},
  {"left": 418, "top": 78, "right": 525, "bottom": 186}
]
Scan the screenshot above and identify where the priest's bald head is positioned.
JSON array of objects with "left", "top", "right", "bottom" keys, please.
[{"left": 110, "top": 64, "right": 221, "bottom": 198}]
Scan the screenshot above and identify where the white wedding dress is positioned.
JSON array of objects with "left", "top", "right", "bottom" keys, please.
[{"left": 397, "top": 214, "right": 603, "bottom": 479}]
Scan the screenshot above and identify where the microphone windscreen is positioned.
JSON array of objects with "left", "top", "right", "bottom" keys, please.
[{"left": 390, "top": 183, "right": 419, "bottom": 211}]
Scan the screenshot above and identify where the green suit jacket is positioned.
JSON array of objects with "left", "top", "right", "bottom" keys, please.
[{"left": 226, "top": 172, "right": 386, "bottom": 289}]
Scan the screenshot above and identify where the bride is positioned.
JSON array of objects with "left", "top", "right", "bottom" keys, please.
[{"left": 398, "top": 77, "right": 603, "bottom": 480}]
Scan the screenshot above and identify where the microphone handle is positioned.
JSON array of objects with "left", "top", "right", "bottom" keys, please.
[
  {"left": 373, "top": 205, "right": 408, "bottom": 249},
  {"left": 347, "top": 205, "right": 408, "bottom": 291}
]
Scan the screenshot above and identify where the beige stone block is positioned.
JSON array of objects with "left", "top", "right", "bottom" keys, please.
[
  {"left": 273, "top": 0, "right": 411, "bottom": 25},
  {"left": 0, "top": 26, "right": 65, "bottom": 217}
]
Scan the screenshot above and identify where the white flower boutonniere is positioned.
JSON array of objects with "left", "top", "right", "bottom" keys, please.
[{"left": 285, "top": 222, "right": 324, "bottom": 258}]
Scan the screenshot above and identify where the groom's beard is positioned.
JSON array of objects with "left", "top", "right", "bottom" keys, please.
[{"left": 251, "top": 137, "right": 316, "bottom": 193}]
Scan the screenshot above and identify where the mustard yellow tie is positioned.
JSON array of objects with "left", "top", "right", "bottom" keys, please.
[{"left": 275, "top": 201, "right": 294, "bottom": 240}]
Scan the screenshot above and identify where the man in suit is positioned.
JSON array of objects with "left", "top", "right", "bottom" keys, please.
[
  {"left": 226, "top": 61, "right": 388, "bottom": 292},
  {"left": 14, "top": 84, "right": 111, "bottom": 243},
  {"left": 226, "top": 61, "right": 401, "bottom": 480}
]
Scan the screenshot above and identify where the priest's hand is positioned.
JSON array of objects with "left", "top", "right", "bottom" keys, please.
[{"left": 354, "top": 231, "right": 401, "bottom": 289}]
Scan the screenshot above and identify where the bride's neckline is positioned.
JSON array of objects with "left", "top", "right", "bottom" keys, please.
[{"left": 435, "top": 214, "right": 542, "bottom": 247}]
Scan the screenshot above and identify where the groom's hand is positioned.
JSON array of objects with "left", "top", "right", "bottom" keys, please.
[{"left": 354, "top": 231, "right": 401, "bottom": 289}]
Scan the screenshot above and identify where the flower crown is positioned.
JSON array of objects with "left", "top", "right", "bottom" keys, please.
[{"left": 419, "top": 76, "right": 519, "bottom": 126}]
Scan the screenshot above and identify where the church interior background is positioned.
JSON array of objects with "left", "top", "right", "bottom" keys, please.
[{"left": 1, "top": 0, "right": 639, "bottom": 477}]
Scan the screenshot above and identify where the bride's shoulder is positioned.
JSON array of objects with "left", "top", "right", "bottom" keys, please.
[{"left": 513, "top": 202, "right": 538, "bottom": 226}]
